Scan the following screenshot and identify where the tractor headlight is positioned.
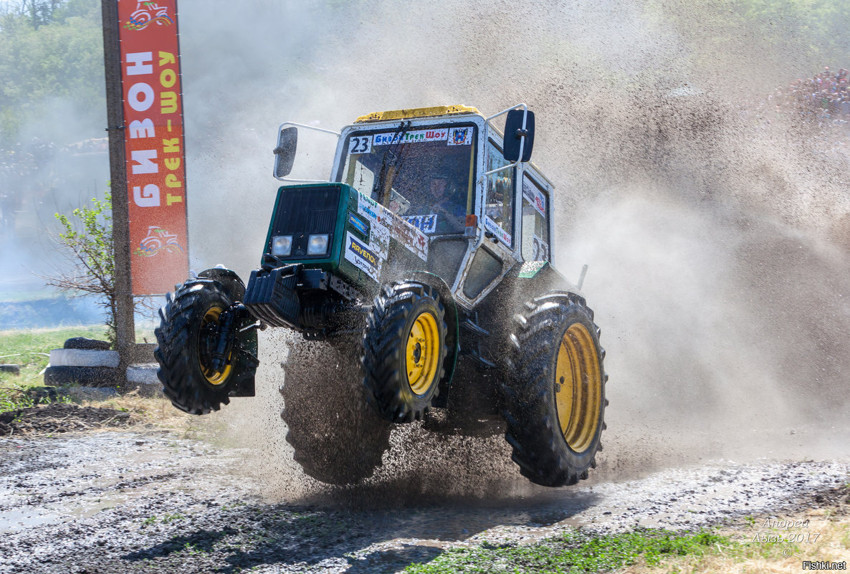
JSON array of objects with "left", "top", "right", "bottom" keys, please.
[
  {"left": 271, "top": 235, "right": 293, "bottom": 257},
  {"left": 307, "top": 234, "right": 329, "bottom": 256}
]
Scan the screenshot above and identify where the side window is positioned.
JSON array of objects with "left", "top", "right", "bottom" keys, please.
[
  {"left": 484, "top": 140, "right": 514, "bottom": 247},
  {"left": 521, "top": 175, "right": 550, "bottom": 262}
]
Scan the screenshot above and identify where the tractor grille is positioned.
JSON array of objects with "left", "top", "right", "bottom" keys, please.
[{"left": 267, "top": 186, "right": 340, "bottom": 259}]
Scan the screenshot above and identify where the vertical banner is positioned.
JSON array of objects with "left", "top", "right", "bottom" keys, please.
[{"left": 117, "top": 0, "right": 188, "bottom": 295}]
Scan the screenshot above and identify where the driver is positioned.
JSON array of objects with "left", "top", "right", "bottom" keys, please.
[{"left": 429, "top": 176, "right": 466, "bottom": 231}]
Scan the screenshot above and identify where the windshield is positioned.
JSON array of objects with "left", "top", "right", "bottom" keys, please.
[{"left": 337, "top": 123, "right": 477, "bottom": 235}]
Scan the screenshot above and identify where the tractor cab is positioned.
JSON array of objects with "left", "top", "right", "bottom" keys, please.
[{"left": 274, "top": 104, "right": 552, "bottom": 310}]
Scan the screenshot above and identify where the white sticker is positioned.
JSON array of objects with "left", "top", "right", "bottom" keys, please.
[
  {"left": 356, "top": 193, "right": 390, "bottom": 259},
  {"left": 402, "top": 213, "right": 438, "bottom": 234},
  {"left": 372, "top": 129, "right": 448, "bottom": 146},
  {"left": 392, "top": 217, "right": 429, "bottom": 261},
  {"left": 484, "top": 215, "right": 512, "bottom": 247},
  {"left": 344, "top": 231, "right": 381, "bottom": 281},
  {"left": 348, "top": 135, "right": 372, "bottom": 154},
  {"left": 522, "top": 178, "right": 546, "bottom": 217},
  {"left": 356, "top": 191, "right": 428, "bottom": 261},
  {"left": 447, "top": 127, "right": 473, "bottom": 146},
  {"left": 531, "top": 234, "right": 549, "bottom": 261}
]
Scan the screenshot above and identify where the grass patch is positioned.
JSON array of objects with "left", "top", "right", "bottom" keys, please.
[
  {"left": 0, "top": 384, "right": 35, "bottom": 413},
  {"left": 622, "top": 509, "right": 850, "bottom": 573},
  {"left": 404, "top": 528, "right": 734, "bottom": 573},
  {"left": 0, "top": 325, "right": 109, "bottom": 386},
  {"left": 0, "top": 383, "right": 75, "bottom": 414}
]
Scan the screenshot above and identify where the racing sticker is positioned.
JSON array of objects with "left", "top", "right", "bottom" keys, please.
[
  {"left": 373, "top": 129, "right": 448, "bottom": 146},
  {"left": 447, "top": 127, "right": 472, "bottom": 146},
  {"left": 522, "top": 178, "right": 547, "bottom": 217},
  {"left": 531, "top": 234, "right": 549, "bottom": 261},
  {"left": 347, "top": 211, "right": 370, "bottom": 240},
  {"left": 518, "top": 260, "right": 548, "bottom": 279},
  {"left": 345, "top": 231, "right": 381, "bottom": 281},
  {"left": 348, "top": 135, "right": 372, "bottom": 154},
  {"left": 484, "top": 215, "right": 512, "bottom": 247},
  {"left": 392, "top": 217, "right": 429, "bottom": 261},
  {"left": 356, "top": 193, "right": 391, "bottom": 259},
  {"left": 402, "top": 213, "right": 438, "bottom": 234},
  {"left": 356, "top": 191, "right": 428, "bottom": 262}
]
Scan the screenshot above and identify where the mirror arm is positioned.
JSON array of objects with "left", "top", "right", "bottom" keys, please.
[
  {"left": 273, "top": 121, "right": 342, "bottom": 182},
  {"left": 486, "top": 103, "right": 530, "bottom": 164}
]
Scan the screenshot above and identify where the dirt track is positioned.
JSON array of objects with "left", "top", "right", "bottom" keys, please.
[{"left": 0, "top": 415, "right": 847, "bottom": 574}]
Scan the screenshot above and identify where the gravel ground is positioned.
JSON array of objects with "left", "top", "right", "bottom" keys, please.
[{"left": 0, "top": 422, "right": 847, "bottom": 574}]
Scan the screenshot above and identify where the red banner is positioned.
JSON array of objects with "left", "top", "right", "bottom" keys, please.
[{"left": 117, "top": 0, "right": 188, "bottom": 295}]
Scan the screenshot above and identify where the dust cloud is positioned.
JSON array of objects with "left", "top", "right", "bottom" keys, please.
[{"left": 180, "top": 0, "right": 849, "bottom": 496}]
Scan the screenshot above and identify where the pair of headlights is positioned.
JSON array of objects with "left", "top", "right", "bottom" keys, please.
[{"left": 271, "top": 234, "right": 329, "bottom": 257}]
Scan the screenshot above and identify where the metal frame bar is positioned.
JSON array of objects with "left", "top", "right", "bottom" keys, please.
[
  {"left": 481, "top": 103, "right": 529, "bottom": 178},
  {"left": 274, "top": 122, "right": 341, "bottom": 183}
]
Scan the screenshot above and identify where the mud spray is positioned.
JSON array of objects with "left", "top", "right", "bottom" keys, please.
[{"left": 180, "top": 1, "right": 850, "bottom": 505}]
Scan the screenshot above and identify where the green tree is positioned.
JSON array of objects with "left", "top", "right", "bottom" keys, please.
[
  {"left": 47, "top": 191, "right": 118, "bottom": 345},
  {"left": 0, "top": 0, "right": 103, "bottom": 147}
]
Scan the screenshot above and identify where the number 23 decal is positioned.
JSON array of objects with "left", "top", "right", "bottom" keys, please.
[{"left": 348, "top": 136, "right": 372, "bottom": 154}]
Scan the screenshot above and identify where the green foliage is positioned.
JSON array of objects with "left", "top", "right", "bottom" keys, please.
[
  {"left": 0, "top": 383, "right": 73, "bottom": 414},
  {"left": 404, "top": 528, "right": 734, "bottom": 574},
  {"left": 0, "top": 384, "right": 35, "bottom": 413},
  {"left": 0, "top": 0, "right": 103, "bottom": 146},
  {"left": 49, "top": 193, "right": 117, "bottom": 343},
  {"left": 140, "top": 515, "right": 157, "bottom": 528}
]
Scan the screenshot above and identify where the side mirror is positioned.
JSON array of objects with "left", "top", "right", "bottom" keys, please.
[
  {"left": 503, "top": 109, "right": 535, "bottom": 162},
  {"left": 273, "top": 126, "right": 298, "bottom": 178}
]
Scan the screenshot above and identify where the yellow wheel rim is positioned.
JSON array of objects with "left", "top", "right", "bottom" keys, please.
[
  {"left": 554, "top": 323, "right": 602, "bottom": 453},
  {"left": 199, "top": 306, "right": 232, "bottom": 386},
  {"left": 406, "top": 310, "right": 440, "bottom": 395}
]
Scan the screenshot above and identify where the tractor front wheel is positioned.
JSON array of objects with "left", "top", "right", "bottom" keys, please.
[
  {"left": 501, "top": 293, "right": 607, "bottom": 487},
  {"left": 155, "top": 280, "right": 258, "bottom": 415},
  {"left": 362, "top": 281, "right": 448, "bottom": 423}
]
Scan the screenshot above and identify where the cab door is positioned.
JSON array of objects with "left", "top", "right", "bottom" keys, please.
[
  {"left": 455, "top": 138, "right": 518, "bottom": 307},
  {"left": 519, "top": 171, "right": 551, "bottom": 263}
]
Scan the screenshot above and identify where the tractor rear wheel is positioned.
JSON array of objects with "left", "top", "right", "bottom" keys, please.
[
  {"left": 362, "top": 281, "right": 448, "bottom": 423},
  {"left": 155, "top": 280, "right": 258, "bottom": 415},
  {"left": 501, "top": 293, "right": 607, "bottom": 487},
  {"left": 280, "top": 336, "right": 391, "bottom": 485}
]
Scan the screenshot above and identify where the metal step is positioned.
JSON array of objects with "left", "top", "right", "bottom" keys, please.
[
  {"left": 460, "top": 316, "right": 489, "bottom": 337},
  {"left": 459, "top": 347, "right": 496, "bottom": 369}
]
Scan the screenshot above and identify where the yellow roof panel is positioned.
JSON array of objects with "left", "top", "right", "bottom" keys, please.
[{"left": 354, "top": 105, "right": 481, "bottom": 123}]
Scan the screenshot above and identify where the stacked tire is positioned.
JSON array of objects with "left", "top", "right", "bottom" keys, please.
[{"left": 43, "top": 337, "right": 121, "bottom": 387}]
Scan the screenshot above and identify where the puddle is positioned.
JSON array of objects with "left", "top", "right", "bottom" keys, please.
[{"left": 0, "top": 507, "right": 64, "bottom": 533}]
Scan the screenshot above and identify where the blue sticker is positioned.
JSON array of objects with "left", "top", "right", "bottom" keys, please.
[{"left": 348, "top": 211, "right": 370, "bottom": 239}]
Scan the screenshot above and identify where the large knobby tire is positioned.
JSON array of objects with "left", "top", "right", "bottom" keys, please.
[
  {"left": 280, "top": 336, "right": 391, "bottom": 485},
  {"left": 155, "top": 280, "right": 257, "bottom": 415},
  {"left": 362, "top": 281, "right": 448, "bottom": 423},
  {"left": 502, "top": 293, "right": 608, "bottom": 487}
]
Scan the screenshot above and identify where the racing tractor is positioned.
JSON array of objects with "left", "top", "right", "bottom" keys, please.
[{"left": 155, "top": 104, "right": 607, "bottom": 487}]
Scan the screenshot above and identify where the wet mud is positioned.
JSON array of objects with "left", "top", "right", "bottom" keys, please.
[
  {"left": 0, "top": 418, "right": 847, "bottom": 573},
  {"left": 0, "top": 404, "right": 134, "bottom": 437}
]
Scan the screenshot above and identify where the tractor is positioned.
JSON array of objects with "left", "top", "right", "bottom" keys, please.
[{"left": 155, "top": 104, "right": 607, "bottom": 487}]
